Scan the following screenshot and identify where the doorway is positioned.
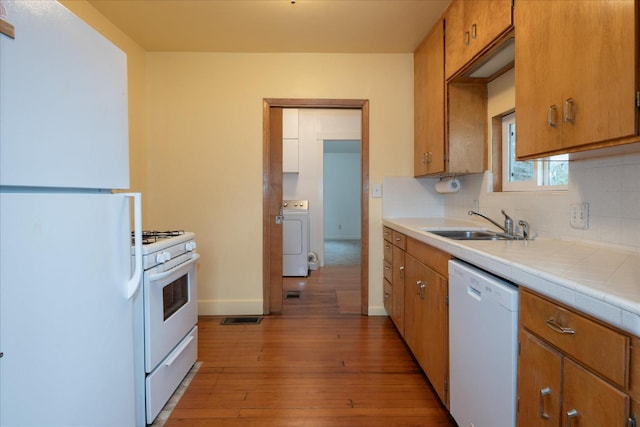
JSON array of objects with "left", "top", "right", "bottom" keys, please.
[
  {"left": 323, "top": 139, "right": 361, "bottom": 267},
  {"left": 262, "top": 98, "right": 369, "bottom": 315}
]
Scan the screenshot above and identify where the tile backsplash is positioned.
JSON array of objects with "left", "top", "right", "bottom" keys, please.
[{"left": 383, "top": 152, "right": 640, "bottom": 252}]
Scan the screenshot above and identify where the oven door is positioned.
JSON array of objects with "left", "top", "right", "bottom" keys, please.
[{"left": 144, "top": 253, "right": 199, "bottom": 372}]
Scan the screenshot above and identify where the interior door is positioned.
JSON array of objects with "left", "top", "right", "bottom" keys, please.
[{"left": 265, "top": 106, "right": 283, "bottom": 313}]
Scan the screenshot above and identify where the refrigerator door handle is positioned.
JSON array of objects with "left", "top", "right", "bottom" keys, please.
[{"left": 124, "top": 192, "right": 143, "bottom": 299}]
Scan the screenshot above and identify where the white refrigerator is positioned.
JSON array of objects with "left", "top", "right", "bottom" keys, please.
[{"left": 0, "top": 1, "right": 142, "bottom": 426}]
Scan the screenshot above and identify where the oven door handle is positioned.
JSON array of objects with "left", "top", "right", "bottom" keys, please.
[
  {"left": 149, "top": 254, "right": 200, "bottom": 282},
  {"left": 124, "top": 193, "right": 143, "bottom": 300},
  {"left": 163, "top": 335, "right": 195, "bottom": 367}
]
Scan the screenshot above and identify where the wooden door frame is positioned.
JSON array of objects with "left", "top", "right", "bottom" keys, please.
[{"left": 263, "top": 98, "right": 370, "bottom": 315}]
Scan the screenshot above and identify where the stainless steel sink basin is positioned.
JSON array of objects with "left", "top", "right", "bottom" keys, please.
[{"left": 425, "top": 229, "right": 515, "bottom": 241}]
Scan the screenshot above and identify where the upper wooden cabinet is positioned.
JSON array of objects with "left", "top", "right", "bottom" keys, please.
[
  {"left": 414, "top": 18, "right": 486, "bottom": 177},
  {"left": 515, "top": 0, "right": 639, "bottom": 159},
  {"left": 414, "top": 20, "right": 445, "bottom": 176},
  {"left": 444, "top": 0, "right": 513, "bottom": 80}
]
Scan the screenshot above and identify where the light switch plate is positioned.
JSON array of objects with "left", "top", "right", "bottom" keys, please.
[
  {"left": 372, "top": 183, "right": 382, "bottom": 198},
  {"left": 570, "top": 202, "right": 589, "bottom": 229}
]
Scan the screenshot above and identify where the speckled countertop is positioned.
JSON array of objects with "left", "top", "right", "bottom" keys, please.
[{"left": 383, "top": 217, "right": 640, "bottom": 337}]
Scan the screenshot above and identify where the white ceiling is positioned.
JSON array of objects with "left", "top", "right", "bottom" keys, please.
[{"left": 86, "top": 0, "right": 451, "bottom": 53}]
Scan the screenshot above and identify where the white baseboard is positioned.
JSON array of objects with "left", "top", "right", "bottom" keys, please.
[
  {"left": 367, "top": 305, "right": 389, "bottom": 316},
  {"left": 197, "top": 299, "right": 264, "bottom": 316},
  {"left": 198, "top": 299, "right": 387, "bottom": 317}
]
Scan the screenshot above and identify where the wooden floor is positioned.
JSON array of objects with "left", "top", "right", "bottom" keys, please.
[{"left": 164, "top": 264, "right": 456, "bottom": 426}]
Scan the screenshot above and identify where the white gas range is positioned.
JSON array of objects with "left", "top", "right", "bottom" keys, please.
[{"left": 132, "top": 231, "right": 199, "bottom": 426}]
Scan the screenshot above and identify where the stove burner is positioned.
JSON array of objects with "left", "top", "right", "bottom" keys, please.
[{"left": 133, "top": 230, "right": 185, "bottom": 245}]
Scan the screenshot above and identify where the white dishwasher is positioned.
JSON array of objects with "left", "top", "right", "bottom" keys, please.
[{"left": 448, "top": 259, "right": 519, "bottom": 427}]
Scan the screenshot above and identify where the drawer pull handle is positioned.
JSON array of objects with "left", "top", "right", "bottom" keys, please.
[
  {"left": 545, "top": 319, "right": 575, "bottom": 335},
  {"left": 548, "top": 105, "right": 558, "bottom": 128},
  {"left": 385, "top": 265, "right": 391, "bottom": 270},
  {"left": 566, "top": 409, "right": 578, "bottom": 426},
  {"left": 539, "top": 387, "right": 551, "bottom": 420},
  {"left": 564, "top": 98, "right": 576, "bottom": 124},
  {"left": 416, "top": 280, "right": 427, "bottom": 299},
  {"left": 399, "top": 265, "right": 405, "bottom": 279}
]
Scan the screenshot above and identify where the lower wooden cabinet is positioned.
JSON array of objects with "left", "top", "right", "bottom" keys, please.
[
  {"left": 518, "top": 289, "right": 635, "bottom": 427},
  {"left": 517, "top": 330, "right": 562, "bottom": 426},
  {"left": 405, "top": 254, "right": 449, "bottom": 406},
  {"left": 391, "top": 245, "right": 405, "bottom": 334},
  {"left": 383, "top": 227, "right": 406, "bottom": 335}
]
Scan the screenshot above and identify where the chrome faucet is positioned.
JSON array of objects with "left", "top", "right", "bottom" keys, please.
[
  {"left": 468, "top": 209, "right": 514, "bottom": 236},
  {"left": 518, "top": 220, "right": 531, "bottom": 240}
]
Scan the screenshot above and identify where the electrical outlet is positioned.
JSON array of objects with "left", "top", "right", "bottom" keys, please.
[{"left": 570, "top": 202, "right": 589, "bottom": 229}]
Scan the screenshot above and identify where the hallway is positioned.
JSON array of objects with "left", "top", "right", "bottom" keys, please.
[{"left": 163, "top": 265, "right": 456, "bottom": 426}]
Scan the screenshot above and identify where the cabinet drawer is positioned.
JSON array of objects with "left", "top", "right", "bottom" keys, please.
[
  {"left": 391, "top": 230, "right": 406, "bottom": 250},
  {"left": 383, "top": 240, "right": 393, "bottom": 262},
  {"left": 383, "top": 279, "right": 393, "bottom": 316},
  {"left": 405, "top": 237, "right": 450, "bottom": 278},
  {"left": 383, "top": 226, "right": 393, "bottom": 243},
  {"left": 383, "top": 260, "right": 393, "bottom": 283},
  {"left": 520, "top": 290, "right": 629, "bottom": 388}
]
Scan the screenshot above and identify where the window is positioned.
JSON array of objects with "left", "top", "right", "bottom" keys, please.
[{"left": 502, "top": 113, "right": 568, "bottom": 191}]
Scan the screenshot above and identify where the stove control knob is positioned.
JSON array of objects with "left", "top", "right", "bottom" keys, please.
[
  {"left": 185, "top": 241, "right": 197, "bottom": 251},
  {"left": 156, "top": 251, "right": 171, "bottom": 263}
]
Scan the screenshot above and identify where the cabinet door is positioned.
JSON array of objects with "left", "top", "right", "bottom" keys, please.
[
  {"left": 516, "top": 0, "right": 638, "bottom": 159},
  {"left": 414, "top": 20, "right": 445, "bottom": 177},
  {"left": 445, "top": 0, "right": 512, "bottom": 79},
  {"left": 563, "top": 358, "right": 629, "bottom": 427},
  {"left": 561, "top": 0, "right": 637, "bottom": 150},
  {"left": 443, "top": 0, "right": 466, "bottom": 80},
  {"left": 405, "top": 255, "right": 449, "bottom": 405},
  {"left": 464, "top": 0, "right": 512, "bottom": 62},
  {"left": 404, "top": 255, "right": 420, "bottom": 354},
  {"left": 391, "top": 245, "right": 405, "bottom": 335},
  {"left": 515, "top": 0, "right": 564, "bottom": 158},
  {"left": 517, "top": 330, "right": 562, "bottom": 427}
]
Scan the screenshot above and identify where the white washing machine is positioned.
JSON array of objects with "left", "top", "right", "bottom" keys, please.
[{"left": 282, "top": 199, "right": 309, "bottom": 277}]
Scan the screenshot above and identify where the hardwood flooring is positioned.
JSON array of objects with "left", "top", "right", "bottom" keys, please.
[{"left": 164, "top": 264, "right": 456, "bottom": 426}]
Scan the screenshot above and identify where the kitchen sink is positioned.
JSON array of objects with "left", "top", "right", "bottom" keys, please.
[{"left": 422, "top": 229, "right": 515, "bottom": 241}]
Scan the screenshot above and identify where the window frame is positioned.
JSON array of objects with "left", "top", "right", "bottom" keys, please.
[{"left": 501, "top": 113, "right": 568, "bottom": 192}]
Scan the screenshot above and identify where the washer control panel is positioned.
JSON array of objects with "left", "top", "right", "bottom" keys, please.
[{"left": 282, "top": 200, "right": 309, "bottom": 211}]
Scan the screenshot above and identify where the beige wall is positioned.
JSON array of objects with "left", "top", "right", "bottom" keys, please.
[
  {"left": 60, "top": 1, "right": 149, "bottom": 222},
  {"left": 56, "top": 2, "right": 415, "bottom": 315},
  {"left": 146, "top": 53, "right": 414, "bottom": 315}
]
